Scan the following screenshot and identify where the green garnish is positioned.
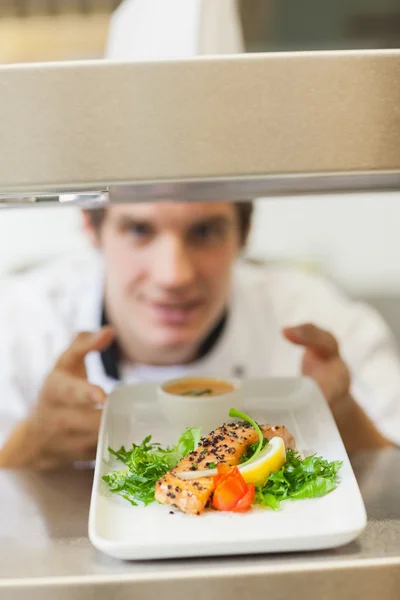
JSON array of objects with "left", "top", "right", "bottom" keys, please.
[
  {"left": 182, "top": 389, "right": 213, "bottom": 397},
  {"left": 239, "top": 438, "right": 268, "bottom": 463},
  {"left": 102, "top": 427, "right": 201, "bottom": 506},
  {"left": 176, "top": 426, "right": 202, "bottom": 457},
  {"left": 208, "top": 462, "right": 216, "bottom": 469},
  {"left": 229, "top": 407, "right": 264, "bottom": 465},
  {"left": 255, "top": 450, "right": 342, "bottom": 510}
]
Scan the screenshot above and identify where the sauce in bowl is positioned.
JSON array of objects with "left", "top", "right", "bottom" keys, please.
[
  {"left": 158, "top": 376, "right": 243, "bottom": 434},
  {"left": 163, "top": 378, "right": 234, "bottom": 398}
]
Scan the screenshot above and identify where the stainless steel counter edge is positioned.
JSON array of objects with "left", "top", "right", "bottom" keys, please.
[
  {"left": 2, "top": 553, "right": 400, "bottom": 587},
  {"left": 3, "top": 560, "right": 400, "bottom": 600}
]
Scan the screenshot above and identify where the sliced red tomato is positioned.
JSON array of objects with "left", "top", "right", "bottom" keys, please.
[
  {"left": 213, "top": 463, "right": 233, "bottom": 488},
  {"left": 212, "top": 466, "right": 254, "bottom": 512},
  {"left": 232, "top": 483, "right": 255, "bottom": 512}
]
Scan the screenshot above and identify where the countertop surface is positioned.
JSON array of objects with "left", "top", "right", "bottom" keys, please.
[{"left": 1, "top": 448, "right": 399, "bottom": 599}]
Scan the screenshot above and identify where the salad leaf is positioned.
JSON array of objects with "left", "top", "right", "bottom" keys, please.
[
  {"left": 289, "top": 477, "right": 337, "bottom": 499},
  {"left": 229, "top": 408, "right": 264, "bottom": 464},
  {"left": 103, "top": 427, "right": 201, "bottom": 506},
  {"left": 255, "top": 450, "right": 342, "bottom": 509},
  {"left": 255, "top": 491, "right": 281, "bottom": 511},
  {"left": 176, "top": 426, "right": 202, "bottom": 458}
]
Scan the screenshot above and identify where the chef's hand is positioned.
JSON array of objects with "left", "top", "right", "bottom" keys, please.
[
  {"left": 283, "top": 323, "right": 391, "bottom": 451},
  {"left": 0, "top": 327, "right": 115, "bottom": 469},
  {"left": 283, "top": 323, "right": 350, "bottom": 409}
]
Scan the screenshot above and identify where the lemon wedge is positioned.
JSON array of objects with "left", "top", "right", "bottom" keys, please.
[
  {"left": 239, "top": 436, "right": 286, "bottom": 486},
  {"left": 176, "top": 437, "right": 286, "bottom": 485}
]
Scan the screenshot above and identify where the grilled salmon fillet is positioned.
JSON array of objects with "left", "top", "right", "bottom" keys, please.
[
  {"left": 155, "top": 422, "right": 295, "bottom": 515},
  {"left": 261, "top": 424, "right": 296, "bottom": 451}
]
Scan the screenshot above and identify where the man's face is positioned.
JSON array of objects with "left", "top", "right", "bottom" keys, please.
[{"left": 91, "top": 202, "right": 243, "bottom": 364}]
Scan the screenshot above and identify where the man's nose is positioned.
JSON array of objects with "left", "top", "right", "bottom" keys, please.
[{"left": 152, "top": 236, "right": 196, "bottom": 289}]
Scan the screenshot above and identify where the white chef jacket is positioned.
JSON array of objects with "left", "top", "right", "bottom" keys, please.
[{"left": 0, "top": 250, "right": 399, "bottom": 446}]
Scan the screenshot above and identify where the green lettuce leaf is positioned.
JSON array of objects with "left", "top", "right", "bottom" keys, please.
[
  {"left": 289, "top": 477, "right": 338, "bottom": 499},
  {"left": 176, "top": 426, "right": 202, "bottom": 458},
  {"left": 103, "top": 427, "right": 202, "bottom": 506},
  {"left": 254, "top": 449, "right": 342, "bottom": 510}
]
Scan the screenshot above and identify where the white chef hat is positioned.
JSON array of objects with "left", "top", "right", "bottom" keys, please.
[{"left": 105, "top": 0, "right": 244, "bottom": 61}]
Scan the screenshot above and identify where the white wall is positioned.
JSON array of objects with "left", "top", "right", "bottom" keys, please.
[
  {"left": 0, "top": 206, "right": 90, "bottom": 274},
  {"left": 0, "top": 192, "right": 400, "bottom": 295},
  {"left": 248, "top": 191, "right": 400, "bottom": 295}
]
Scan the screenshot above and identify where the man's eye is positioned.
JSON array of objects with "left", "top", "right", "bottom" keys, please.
[
  {"left": 190, "top": 223, "right": 226, "bottom": 243},
  {"left": 127, "top": 223, "right": 152, "bottom": 238}
]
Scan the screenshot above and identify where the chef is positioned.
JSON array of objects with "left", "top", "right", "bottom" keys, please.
[{"left": 0, "top": 0, "right": 398, "bottom": 468}]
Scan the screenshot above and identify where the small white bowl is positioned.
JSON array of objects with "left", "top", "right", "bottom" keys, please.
[{"left": 157, "top": 376, "right": 243, "bottom": 434}]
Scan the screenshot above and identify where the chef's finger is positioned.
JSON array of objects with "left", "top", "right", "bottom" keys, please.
[
  {"left": 38, "top": 441, "right": 98, "bottom": 468},
  {"left": 49, "top": 406, "right": 102, "bottom": 438},
  {"left": 56, "top": 326, "right": 115, "bottom": 371},
  {"left": 283, "top": 323, "right": 339, "bottom": 358},
  {"left": 43, "top": 370, "right": 106, "bottom": 407}
]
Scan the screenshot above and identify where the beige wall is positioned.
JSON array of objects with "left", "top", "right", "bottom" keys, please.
[{"left": 0, "top": 12, "right": 112, "bottom": 63}]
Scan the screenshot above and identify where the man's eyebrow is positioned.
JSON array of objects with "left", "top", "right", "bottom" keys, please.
[
  {"left": 115, "top": 214, "right": 232, "bottom": 229},
  {"left": 117, "top": 216, "right": 153, "bottom": 227},
  {"left": 188, "top": 215, "right": 232, "bottom": 227}
]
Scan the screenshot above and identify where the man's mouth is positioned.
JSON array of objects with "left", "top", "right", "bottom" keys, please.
[{"left": 145, "top": 299, "right": 204, "bottom": 325}]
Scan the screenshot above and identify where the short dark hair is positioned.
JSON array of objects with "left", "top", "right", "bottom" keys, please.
[{"left": 87, "top": 201, "right": 254, "bottom": 245}]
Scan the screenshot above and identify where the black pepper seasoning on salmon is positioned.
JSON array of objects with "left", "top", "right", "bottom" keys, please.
[{"left": 155, "top": 421, "right": 296, "bottom": 515}]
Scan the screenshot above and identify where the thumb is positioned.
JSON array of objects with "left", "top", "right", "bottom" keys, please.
[{"left": 56, "top": 326, "right": 115, "bottom": 371}]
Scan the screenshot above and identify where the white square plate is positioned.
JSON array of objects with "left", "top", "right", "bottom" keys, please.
[{"left": 89, "top": 377, "right": 367, "bottom": 560}]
